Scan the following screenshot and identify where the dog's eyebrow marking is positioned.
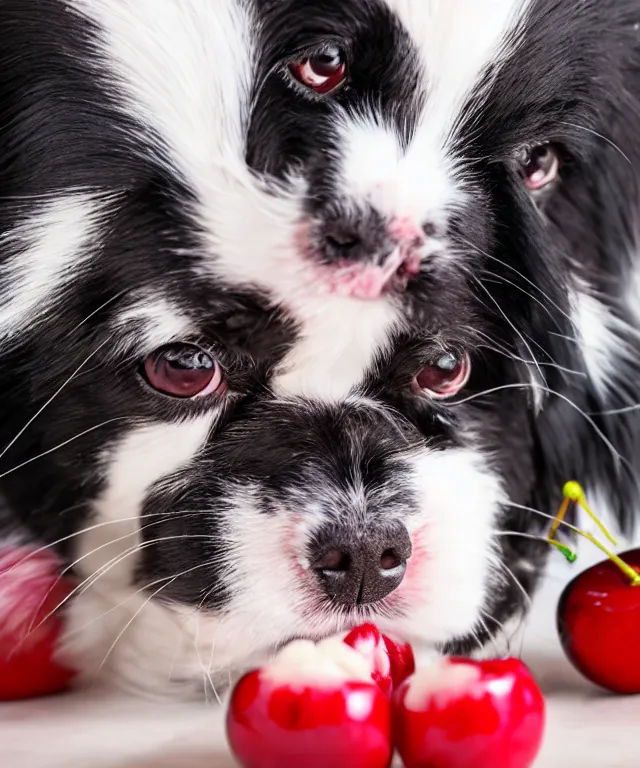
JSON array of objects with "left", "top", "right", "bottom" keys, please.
[
  {"left": 0, "top": 191, "right": 108, "bottom": 341},
  {"left": 110, "top": 295, "right": 194, "bottom": 359}
]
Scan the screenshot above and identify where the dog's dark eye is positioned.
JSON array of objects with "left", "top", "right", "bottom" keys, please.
[
  {"left": 519, "top": 144, "right": 559, "bottom": 191},
  {"left": 414, "top": 352, "right": 471, "bottom": 400},
  {"left": 143, "top": 344, "right": 225, "bottom": 399},
  {"left": 290, "top": 45, "right": 346, "bottom": 94}
]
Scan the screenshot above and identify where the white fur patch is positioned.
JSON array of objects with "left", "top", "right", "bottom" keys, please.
[
  {"left": 112, "top": 295, "right": 194, "bottom": 358},
  {"left": 272, "top": 301, "right": 397, "bottom": 400},
  {"left": 76, "top": 418, "right": 214, "bottom": 586},
  {"left": 572, "top": 289, "right": 618, "bottom": 398},
  {"left": 0, "top": 192, "right": 108, "bottom": 340},
  {"left": 69, "top": 0, "right": 253, "bottom": 190},
  {"left": 64, "top": 417, "right": 221, "bottom": 696},
  {"left": 338, "top": 0, "right": 532, "bottom": 223},
  {"left": 393, "top": 446, "right": 505, "bottom": 645},
  {"left": 578, "top": 267, "right": 640, "bottom": 406},
  {"left": 625, "top": 253, "right": 640, "bottom": 329},
  {"left": 61, "top": 586, "right": 207, "bottom": 700},
  {"left": 336, "top": 118, "right": 459, "bottom": 227},
  {"left": 388, "top": 0, "right": 531, "bottom": 139}
]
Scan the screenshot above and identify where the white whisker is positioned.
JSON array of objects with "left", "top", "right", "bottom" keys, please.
[
  {"left": 452, "top": 382, "right": 635, "bottom": 481},
  {"left": 558, "top": 121, "right": 633, "bottom": 167},
  {"left": 0, "top": 418, "right": 128, "bottom": 480},
  {"left": 458, "top": 237, "right": 579, "bottom": 333},
  {"left": 491, "top": 556, "right": 532, "bottom": 609},
  {"left": 0, "top": 337, "right": 110, "bottom": 461},
  {"left": 27, "top": 533, "right": 221, "bottom": 639}
]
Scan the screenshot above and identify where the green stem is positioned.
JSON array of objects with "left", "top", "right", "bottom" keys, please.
[
  {"left": 548, "top": 539, "right": 577, "bottom": 563},
  {"left": 557, "top": 482, "right": 640, "bottom": 586}
]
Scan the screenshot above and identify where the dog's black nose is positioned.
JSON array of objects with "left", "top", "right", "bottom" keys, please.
[
  {"left": 321, "top": 219, "right": 369, "bottom": 263},
  {"left": 310, "top": 522, "right": 411, "bottom": 605}
]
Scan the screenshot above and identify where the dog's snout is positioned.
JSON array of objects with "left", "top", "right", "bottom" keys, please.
[
  {"left": 310, "top": 522, "right": 411, "bottom": 605},
  {"left": 315, "top": 210, "right": 424, "bottom": 299},
  {"left": 320, "top": 215, "right": 423, "bottom": 264},
  {"left": 321, "top": 218, "right": 375, "bottom": 265},
  {"left": 323, "top": 222, "right": 363, "bottom": 259}
]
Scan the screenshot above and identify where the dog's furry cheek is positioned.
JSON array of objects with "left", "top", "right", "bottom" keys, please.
[{"left": 383, "top": 446, "right": 506, "bottom": 647}]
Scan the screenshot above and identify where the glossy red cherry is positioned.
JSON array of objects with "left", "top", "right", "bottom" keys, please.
[
  {"left": 557, "top": 547, "right": 640, "bottom": 694},
  {"left": 0, "top": 547, "right": 77, "bottom": 700},
  {"left": 226, "top": 639, "right": 392, "bottom": 768},
  {"left": 343, "top": 623, "right": 415, "bottom": 696},
  {"left": 393, "top": 657, "right": 545, "bottom": 768}
]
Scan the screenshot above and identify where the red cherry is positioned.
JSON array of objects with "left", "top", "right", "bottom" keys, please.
[
  {"left": 343, "top": 623, "right": 415, "bottom": 696},
  {"left": 382, "top": 632, "right": 416, "bottom": 690},
  {"left": 0, "top": 547, "right": 77, "bottom": 700},
  {"left": 557, "top": 547, "right": 640, "bottom": 694},
  {"left": 393, "top": 657, "right": 545, "bottom": 768},
  {"left": 226, "top": 640, "right": 393, "bottom": 768}
]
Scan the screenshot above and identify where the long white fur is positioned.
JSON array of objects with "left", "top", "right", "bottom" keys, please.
[
  {"left": 571, "top": 287, "right": 618, "bottom": 399},
  {"left": 0, "top": 192, "right": 108, "bottom": 340},
  {"left": 64, "top": 418, "right": 219, "bottom": 697}
]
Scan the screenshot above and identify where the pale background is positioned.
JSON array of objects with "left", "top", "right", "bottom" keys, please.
[{"left": 3, "top": 504, "right": 640, "bottom": 767}]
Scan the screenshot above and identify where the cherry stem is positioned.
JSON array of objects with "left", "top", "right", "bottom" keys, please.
[
  {"left": 547, "top": 539, "right": 577, "bottom": 563},
  {"left": 562, "top": 481, "right": 617, "bottom": 547},
  {"left": 547, "top": 497, "right": 569, "bottom": 542},
  {"left": 579, "top": 530, "right": 640, "bottom": 586},
  {"left": 548, "top": 481, "right": 640, "bottom": 587}
]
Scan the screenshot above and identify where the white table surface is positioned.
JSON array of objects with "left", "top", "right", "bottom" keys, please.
[{"left": 3, "top": 508, "right": 640, "bottom": 768}]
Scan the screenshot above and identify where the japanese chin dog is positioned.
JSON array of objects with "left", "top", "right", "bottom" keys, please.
[{"left": 0, "top": 0, "right": 639, "bottom": 699}]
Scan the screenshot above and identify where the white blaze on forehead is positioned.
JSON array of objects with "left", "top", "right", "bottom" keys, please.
[
  {"left": 77, "top": 417, "right": 214, "bottom": 585},
  {"left": 338, "top": 118, "right": 461, "bottom": 225},
  {"left": 340, "top": 0, "right": 532, "bottom": 218},
  {"left": 70, "top": 0, "right": 253, "bottom": 187},
  {"left": 272, "top": 299, "right": 397, "bottom": 400},
  {"left": 68, "top": 0, "right": 296, "bottom": 291},
  {"left": 0, "top": 192, "right": 108, "bottom": 339},
  {"left": 388, "top": 0, "right": 531, "bottom": 132},
  {"left": 69, "top": 0, "right": 296, "bottom": 292}
]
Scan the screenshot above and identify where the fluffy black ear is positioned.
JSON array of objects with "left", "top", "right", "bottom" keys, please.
[
  {"left": 530, "top": 338, "right": 640, "bottom": 539},
  {"left": 528, "top": 87, "right": 640, "bottom": 539}
]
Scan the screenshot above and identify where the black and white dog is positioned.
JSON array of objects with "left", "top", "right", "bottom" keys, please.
[{"left": 0, "top": 0, "right": 639, "bottom": 699}]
